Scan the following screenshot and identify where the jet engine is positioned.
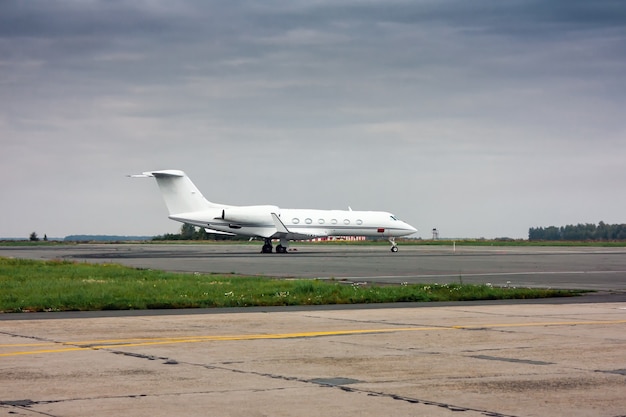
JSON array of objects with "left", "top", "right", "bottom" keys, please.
[{"left": 219, "top": 205, "right": 279, "bottom": 225}]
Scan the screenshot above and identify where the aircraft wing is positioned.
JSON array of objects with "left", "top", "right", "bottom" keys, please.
[
  {"left": 271, "top": 213, "right": 290, "bottom": 234},
  {"left": 270, "top": 213, "right": 329, "bottom": 239},
  {"left": 204, "top": 228, "right": 236, "bottom": 236}
]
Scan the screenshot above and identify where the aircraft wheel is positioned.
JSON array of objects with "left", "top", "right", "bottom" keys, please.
[
  {"left": 276, "top": 245, "right": 287, "bottom": 254},
  {"left": 262, "top": 245, "right": 273, "bottom": 253},
  {"left": 391, "top": 246, "right": 399, "bottom": 253}
]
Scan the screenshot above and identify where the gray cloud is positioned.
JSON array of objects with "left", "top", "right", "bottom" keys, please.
[{"left": 1, "top": 0, "right": 625, "bottom": 239}]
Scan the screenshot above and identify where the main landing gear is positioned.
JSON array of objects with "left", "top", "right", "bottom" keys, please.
[
  {"left": 261, "top": 239, "right": 273, "bottom": 253},
  {"left": 389, "top": 237, "right": 399, "bottom": 252},
  {"left": 261, "top": 238, "right": 289, "bottom": 254},
  {"left": 262, "top": 238, "right": 400, "bottom": 253}
]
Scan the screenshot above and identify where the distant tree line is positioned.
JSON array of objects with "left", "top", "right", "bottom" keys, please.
[
  {"left": 29, "top": 232, "right": 47, "bottom": 241},
  {"left": 529, "top": 221, "right": 626, "bottom": 241},
  {"left": 63, "top": 235, "right": 153, "bottom": 242},
  {"left": 152, "top": 223, "right": 248, "bottom": 241}
]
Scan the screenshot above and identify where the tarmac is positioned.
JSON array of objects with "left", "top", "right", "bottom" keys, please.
[
  {"left": 2, "top": 242, "right": 626, "bottom": 289},
  {"left": 1, "top": 244, "right": 626, "bottom": 416}
]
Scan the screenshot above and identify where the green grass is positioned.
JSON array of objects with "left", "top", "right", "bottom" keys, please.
[
  {"left": 0, "top": 257, "right": 581, "bottom": 312},
  {"left": 407, "top": 239, "right": 626, "bottom": 247},
  {"left": 0, "top": 240, "right": 71, "bottom": 246}
]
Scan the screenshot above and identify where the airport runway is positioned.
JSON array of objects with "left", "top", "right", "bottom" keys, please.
[
  {"left": 2, "top": 243, "right": 626, "bottom": 416},
  {"left": 2, "top": 243, "right": 626, "bottom": 290}
]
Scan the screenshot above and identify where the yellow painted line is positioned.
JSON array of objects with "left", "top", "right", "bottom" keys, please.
[
  {"left": 1, "top": 320, "right": 625, "bottom": 358},
  {"left": 0, "top": 328, "right": 441, "bottom": 350},
  {"left": 0, "top": 342, "right": 58, "bottom": 348},
  {"left": 0, "top": 346, "right": 93, "bottom": 356},
  {"left": 0, "top": 327, "right": 445, "bottom": 357},
  {"left": 453, "top": 319, "right": 626, "bottom": 329}
]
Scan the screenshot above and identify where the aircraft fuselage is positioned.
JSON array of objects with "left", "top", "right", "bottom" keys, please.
[{"left": 170, "top": 207, "right": 415, "bottom": 240}]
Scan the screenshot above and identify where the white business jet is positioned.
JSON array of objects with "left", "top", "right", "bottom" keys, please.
[{"left": 131, "top": 170, "right": 417, "bottom": 253}]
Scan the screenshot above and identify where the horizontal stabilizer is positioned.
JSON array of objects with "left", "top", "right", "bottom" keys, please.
[{"left": 129, "top": 170, "right": 186, "bottom": 178}]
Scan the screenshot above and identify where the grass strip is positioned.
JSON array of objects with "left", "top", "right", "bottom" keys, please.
[{"left": 0, "top": 257, "right": 580, "bottom": 312}]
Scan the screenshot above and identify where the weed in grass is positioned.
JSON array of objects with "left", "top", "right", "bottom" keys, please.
[{"left": 0, "top": 257, "right": 582, "bottom": 312}]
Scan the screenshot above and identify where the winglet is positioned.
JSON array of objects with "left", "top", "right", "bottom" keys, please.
[{"left": 271, "top": 213, "right": 290, "bottom": 234}]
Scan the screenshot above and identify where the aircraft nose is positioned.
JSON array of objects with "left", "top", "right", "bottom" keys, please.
[{"left": 402, "top": 221, "right": 417, "bottom": 235}]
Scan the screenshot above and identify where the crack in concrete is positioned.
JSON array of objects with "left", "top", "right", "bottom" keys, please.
[
  {"left": 597, "top": 369, "right": 626, "bottom": 376},
  {"left": 470, "top": 355, "right": 554, "bottom": 366},
  {"left": 0, "top": 330, "right": 59, "bottom": 344},
  {"left": 302, "top": 314, "right": 449, "bottom": 329},
  {"left": 332, "top": 387, "right": 522, "bottom": 417},
  {"left": 0, "top": 329, "right": 532, "bottom": 416},
  {"left": 0, "top": 387, "right": 293, "bottom": 413},
  {"left": 0, "top": 399, "right": 61, "bottom": 417},
  {"left": 59, "top": 343, "right": 524, "bottom": 417},
  {"left": 181, "top": 359, "right": 521, "bottom": 416}
]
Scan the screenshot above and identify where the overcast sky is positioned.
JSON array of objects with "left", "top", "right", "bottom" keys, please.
[{"left": 1, "top": 0, "right": 625, "bottom": 239}]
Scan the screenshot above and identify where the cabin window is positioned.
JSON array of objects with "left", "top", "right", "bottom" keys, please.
[
  {"left": 331, "top": 219, "right": 338, "bottom": 225},
  {"left": 356, "top": 219, "right": 363, "bottom": 225},
  {"left": 305, "top": 218, "right": 313, "bottom": 224},
  {"left": 292, "top": 218, "right": 300, "bottom": 224},
  {"left": 344, "top": 219, "right": 350, "bottom": 225},
  {"left": 318, "top": 219, "right": 325, "bottom": 224}
]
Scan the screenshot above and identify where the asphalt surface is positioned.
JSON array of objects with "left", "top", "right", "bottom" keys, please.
[{"left": 2, "top": 242, "right": 626, "bottom": 290}]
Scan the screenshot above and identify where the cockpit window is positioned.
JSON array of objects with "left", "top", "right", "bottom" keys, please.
[{"left": 390, "top": 215, "right": 398, "bottom": 221}]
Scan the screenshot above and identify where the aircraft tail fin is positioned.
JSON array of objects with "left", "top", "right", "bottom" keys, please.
[{"left": 130, "top": 170, "right": 221, "bottom": 215}]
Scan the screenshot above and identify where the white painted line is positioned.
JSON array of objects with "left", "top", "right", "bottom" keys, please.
[{"left": 332, "top": 270, "right": 626, "bottom": 280}]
